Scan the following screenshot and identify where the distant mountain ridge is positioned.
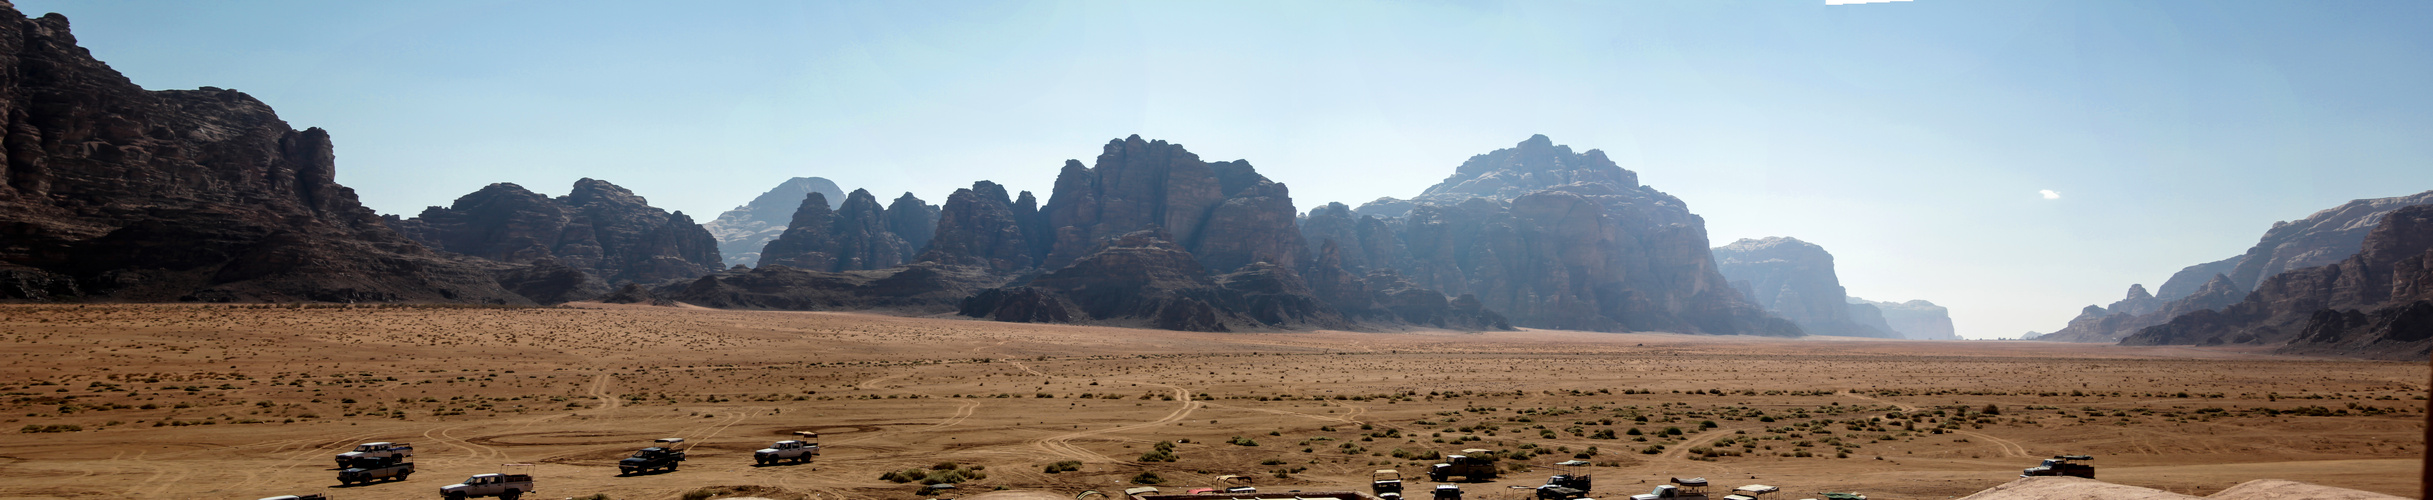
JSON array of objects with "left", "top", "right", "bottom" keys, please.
[
  {"left": 2042, "top": 190, "right": 2433, "bottom": 343},
  {"left": 2124, "top": 204, "right": 2433, "bottom": 360}
]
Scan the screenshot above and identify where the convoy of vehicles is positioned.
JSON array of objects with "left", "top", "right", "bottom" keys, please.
[{"left": 256, "top": 433, "right": 1929, "bottom": 498}]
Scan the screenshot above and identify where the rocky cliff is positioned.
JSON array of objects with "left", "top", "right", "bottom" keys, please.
[
  {"left": 757, "top": 189, "right": 915, "bottom": 272},
  {"left": 1040, "top": 136, "right": 1307, "bottom": 272},
  {"left": 0, "top": 7, "right": 524, "bottom": 303},
  {"left": 2124, "top": 205, "right": 2433, "bottom": 360},
  {"left": 1324, "top": 135, "right": 1795, "bottom": 336},
  {"left": 1846, "top": 297, "right": 1959, "bottom": 340},
  {"left": 389, "top": 179, "right": 724, "bottom": 287},
  {"left": 1714, "top": 237, "right": 1890, "bottom": 338},
  {"left": 2042, "top": 190, "right": 2433, "bottom": 342},
  {"left": 919, "top": 181, "right": 1045, "bottom": 271},
  {"left": 702, "top": 177, "right": 843, "bottom": 268}
]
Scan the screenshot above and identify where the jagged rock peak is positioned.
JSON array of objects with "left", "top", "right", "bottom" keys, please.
[{"left": 1040, "top": 136, "right": 1304, "bottom": 272}]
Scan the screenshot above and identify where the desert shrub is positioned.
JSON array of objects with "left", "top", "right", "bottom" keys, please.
[
  {"left": 1045, "top": 460, "right": 1083, "bottom": 473},
  {"left": 681, "top": 490, "right": 714, "bottom": 500},
  {"left": 1131, "top": 471, "right": 1163, "bottom": 484},
  {"left": 1138, "top": 449, "right": 1178, "bottom": 462},
  {"left": 1228, "top": 436, "right": 1259, "bottom": 446}
]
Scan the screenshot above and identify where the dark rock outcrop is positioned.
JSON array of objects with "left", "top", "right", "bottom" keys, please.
[
  {"left": 1040, "top": 136, "right": 1306, "bottom": 272},
  {"left": 2124, "top": 205, "right": 2433, "bottom": 359},
  {"left": 392, "top": 179, "right": 724, "bottom": 286},
  {"left": 487, "top": 259, "right": 611, "bottom": 305},
  {"left": 884, "top": 192, "right": 940, "bottom": 253},
  {"left": 918, "top": 181, "right": 1043, "bottom": 271},
  {"left": 702, "top": 177, "right": 844, "bottom": 268},
  {"left": 0, "top": 8, "right": 524, "bottom": 303},
  {"left": 757, "top": 189, "right": 914, "bottom": 272},
  {"left": 1714, "top": 237, "right": 1890, "bottom": 338},
  {"left": 2045, "top": 190, "right": 2433, "bottom": 342},
  {"left": 960, "top": 229, "right": 1346, "bottom": 331},
  {"left": 599, "top": 282, "right": 666, "bottom": 305},
  {"left": 1346, "top": 135, "right": 1795, "bottom": 336},
  {"left": 666, "top": 261, "right": 1009, "bottom": 313}
]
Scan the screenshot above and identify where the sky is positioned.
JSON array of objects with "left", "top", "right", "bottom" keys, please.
[{"left": 22, "top": 0, "right": 2433, "bottom": 339}]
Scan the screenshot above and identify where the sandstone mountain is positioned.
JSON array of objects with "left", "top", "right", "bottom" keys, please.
[
  {"left": 702, "top": 176, "right": 843, "bottom": 268},
  {"left": 2043, "top": 190, "right": 2433, "bottom": 343},
  {"left": 387, "top": 179, "right": 724, "bottom": 289},
  {"left": 756, "top": 189, "right": 917, "bottom": 272},
  {"left": 0, "top": 7, "right": 523, "bottom": 303},
  {"left": 1846, "top": 297, "right": 1960, "bottom": 340},
  {"left": 2123, "top": 205, "right": 2433, "bottom": 360},
  {"left": 1714, "top": 237, "right": 1891, "bottom": 338},
  {"left": 919, "top": 181, "right": 1047, "bottom": 271},
  {"left": 1299, "top": 135, "right": 1797, "bottom": 335},
  {"left": 1037, "top": 136, "right": 1307, "bottom": 272}
]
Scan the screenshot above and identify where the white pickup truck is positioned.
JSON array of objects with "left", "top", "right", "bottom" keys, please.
[
  {"left": 335, "top": 442, "right": 412, "bottom": 467},
  {"left": 440, "top": 471, "right": 534, "bottom": 500},
  {"left": 753, "top": 439, "right": 819, "bottom": 465}
]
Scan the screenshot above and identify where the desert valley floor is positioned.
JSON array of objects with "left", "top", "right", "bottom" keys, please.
[{"left": 0, "top": 303, "right": 2421, "bottom": 499}]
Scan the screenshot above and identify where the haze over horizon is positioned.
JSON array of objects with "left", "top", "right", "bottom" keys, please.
[{"left": 25, "top": 0, "right": 2433, "bottom": 339}]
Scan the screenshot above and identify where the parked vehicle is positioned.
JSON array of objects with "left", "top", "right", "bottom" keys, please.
[
  {"left": 753, "top": 439, "right": 818, "bottom": 465},
  {"left": 2021, "top": 455, "right": 2095, "bottom": 478},
  {"left": 335, "top": 442, "right": 412, "bottom": 468},
  {"left": 336, "top": 456, "right": 413, "bottom": 485},
  {"left": 618, "top": 438, "right": 687, "bottom": 475},
  {"left": 1630, "top": 477, "right": 1711, "bottom": 500},
  {"left": 439, "top": 464, "right": 535, "bottom": 500}
]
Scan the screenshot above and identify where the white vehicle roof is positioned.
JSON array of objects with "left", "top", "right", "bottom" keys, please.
[
  {"left": 656, "top": 437, "right": 685, "bottom": 444},
  {"left": 363, "top": 442, "right": 391, "bottom": 447}
]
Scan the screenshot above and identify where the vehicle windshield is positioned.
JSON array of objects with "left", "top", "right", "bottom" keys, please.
[
  {"left": 631, "top": 450, "right": 656, "bottom": 458},
  {"left": 355, "top": 445, "right": 378, "bottom": 451}
]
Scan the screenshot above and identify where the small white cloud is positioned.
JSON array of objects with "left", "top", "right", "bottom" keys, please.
[
  {"left": 2040, "top": 189, "right": 2061, "bottom": 200},
  {"left": 1827, "top": 0, "right": 1913, "bottom": 4}
]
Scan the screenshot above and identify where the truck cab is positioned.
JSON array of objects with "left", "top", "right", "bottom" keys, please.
[{"left": 1372, "top": 469, "right": 1405, "bottom": 498}]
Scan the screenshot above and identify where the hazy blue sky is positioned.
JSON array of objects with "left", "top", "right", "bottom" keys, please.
[{"left": 24, "top": 1, "right": 2433, "bottom": 338}]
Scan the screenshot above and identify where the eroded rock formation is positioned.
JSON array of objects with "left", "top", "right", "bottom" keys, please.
[
  {"left": 2045, "top": 190, "right": 2433, "bottom": 342},
  {"left": 1847, "top": 297, "right": 1959, "bottom": 340},
  {"left": 2125, "top": 205, "right": 2433, "bottom": 360},
  {"left": 667, "top": 262, "right": 1008, "bottom": 313},
  {"left": 1714, "top": 237, "right": 1890, "bottom": 338},
  {"left": 0, "top": 7, "right": 523, "bottom": 303},
  {"left": 1040, "top": 136, "right": 1306, "bottom": 272},
  {"left": 390, "top": 179, "right": 724, "bottom": 287},
  {"left": 960, "top": 229, "right": 1345, "bottom": 331},
  {"left": 757, "top": 189, "right": 915, "bottom": 272}
]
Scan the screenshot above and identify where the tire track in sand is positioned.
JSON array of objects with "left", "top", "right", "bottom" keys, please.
[
  {"left": 1029, "top": 384, "right": 1198, "bottom": 463},
  {"left": 588, "top": 372, "right": 621, "bottom": 410}
]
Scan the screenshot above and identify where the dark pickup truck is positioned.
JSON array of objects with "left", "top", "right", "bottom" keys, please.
[{"left": 337, "top": 457, "right": 414, "bottom": 485}]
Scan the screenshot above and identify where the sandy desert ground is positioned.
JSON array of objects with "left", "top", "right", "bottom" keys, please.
[{"left": 0, "top": 303, "right": 2421, "bottom": 500}]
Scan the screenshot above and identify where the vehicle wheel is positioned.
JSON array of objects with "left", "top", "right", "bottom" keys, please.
[
  {"left": 446, "top": 493, "right": 466, "bottom": 500},
  {"left": 398, "top": 472, "right": 410, "bottom": 480},
  {"left": 668, "top": 463, "right": 679, "bottom": 471},
  {"left": 502, "top": 489, "right": 522, "bottom": 500}
]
